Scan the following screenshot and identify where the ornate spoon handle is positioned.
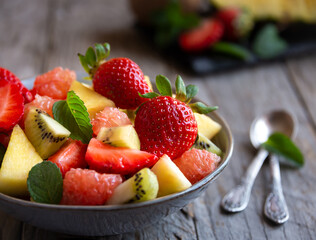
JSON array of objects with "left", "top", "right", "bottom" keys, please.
[
  {"left": 221, "top": 149, "right": 269, "bottom": 212},
  {"left": 264, "top": 154, "right": 289, "bottom": 224}
]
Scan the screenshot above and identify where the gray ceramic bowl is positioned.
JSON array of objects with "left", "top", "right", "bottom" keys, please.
[{"left": 0, "top": 75, "right": 233, "bottom": 236}]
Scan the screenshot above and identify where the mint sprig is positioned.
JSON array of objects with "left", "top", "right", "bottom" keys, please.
[
  {"left": 27, "top": 161, "right": 63, "bottom": 204},
  {"left": 139, "top": 74, "right": 218, "bottom": 114},
  {"left": 261, "top": 132, "right": 304, "bottom": 167},
  {"left": 53, "top": 91, "right": 93, "bottom": 144},
  {"left": 212, "top": 42, "right": 254, "bottom": 61}
]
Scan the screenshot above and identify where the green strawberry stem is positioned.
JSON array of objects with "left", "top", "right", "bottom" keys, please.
[
  {"left": 78, "top": 43, "right": 110, "bottom": 79},
  {"left": 139, "top": 74, "right": 218, "bottom": 114}
]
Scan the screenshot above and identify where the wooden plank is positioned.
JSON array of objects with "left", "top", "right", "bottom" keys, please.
[{"left": 0, "top": 212, "right": 22, "bottom": 240}]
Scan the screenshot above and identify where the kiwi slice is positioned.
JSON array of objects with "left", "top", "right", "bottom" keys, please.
[
  {"left": 96, "top": 125, "right": 140, "bottom": 150},
  {"left": 24, "top": 108, "right": 71, "bottom": 159},
  {"left": 193, "top": 133, "right": 222, "bottom": 156},
  {"left": 107, "top": 168, "right": 158, "bottom": 204}
]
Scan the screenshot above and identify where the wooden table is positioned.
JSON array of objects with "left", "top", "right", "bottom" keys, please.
[{"left": 1, "top": 0, "right": 316, "bottom": 239}]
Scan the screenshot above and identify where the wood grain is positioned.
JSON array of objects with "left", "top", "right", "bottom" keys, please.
[{"left": 0, "top": 0, "right": 316, "bottom": 239}]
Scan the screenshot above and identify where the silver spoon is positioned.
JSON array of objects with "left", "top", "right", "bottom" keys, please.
[{"left": 221, "top": 110, "right": 295, "bottom": 219}]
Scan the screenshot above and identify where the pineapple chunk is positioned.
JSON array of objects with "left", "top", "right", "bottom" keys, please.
[
  {"left": 151, "top": 155, "right": 191, "bottom": 197},
  {"left": 0, "top": 125, "right": 43, "bottom": 196},
  {"left": 194, "top": 113, "right": 221, "bottom": 140},
  {"left": 144, "top": 75, "right": 153, "bottom": 91},
  {"left": 69, "top": 80, "right": 115, "bottom": 118}
]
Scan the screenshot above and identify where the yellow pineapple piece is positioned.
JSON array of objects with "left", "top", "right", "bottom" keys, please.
[
  {"left": 194, "top": 113, "right": 221, "bottom": 140},
  {"left": 144, "top": 75, "right": 153, "bottom": 91},
  {"left": 69, "top": 80, "right": 115, "bottom": 118},
  {"left": 151, "top": 155, "right": 192, "bottom": 197},
  {"left": 0, "top": 125, "right": 43, "bottom": 196}
]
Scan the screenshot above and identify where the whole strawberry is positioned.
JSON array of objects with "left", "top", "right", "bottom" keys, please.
[
  {"left": 78, "top": 43, "right": 152, "bottom": 109},
  {"left": 179, "top": 18, "right": 224, "bottom": 52},
  {"left": 134, "top": 75, "right": 218, "bottom": 159},
  {"left": 0, "top": 67, "right": 33, "bottom": 103},
  {"left": 215, "top": 7, "right": 253, "bottom": 41}
]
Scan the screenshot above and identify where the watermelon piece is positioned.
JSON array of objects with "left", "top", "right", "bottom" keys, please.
[
  {"left": 85, "top": 138, "right": 158, "bottom": 175},
  {"left": 173, "top": 148, "right": 221, "bottom": 184}
]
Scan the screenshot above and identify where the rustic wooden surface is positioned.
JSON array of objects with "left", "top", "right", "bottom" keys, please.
[{"left": 1, "top": 0, "right": 316, "bottom": 239}]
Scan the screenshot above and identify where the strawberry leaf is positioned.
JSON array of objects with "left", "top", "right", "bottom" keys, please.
[
  {"left": 53, "top": 91, "right": 93, "bottom": 144},
  {"left": 261, "top": 132, "right": 304, "bottom": 167},
  {"left": 85, "top": 47, "right": 97, "bottom": 67},
  {"left": 190, "top": 102, "right": 218, "bottom": 114},
  {"left": 185, "top": 85, "right": 198, "bottom": 102},
  {"left": 78, "top": 53, "right": 90, "bottom": 74},
  {"left": 175, "top": 75, "right": 186, "bottom": 101},
  {"left": 156, "top": 75, "right": 172, "bottom": 97},
  {"left": 27, "top": 161, "right": 63, "bottom": 204},
  {"left": 95, "top": 43, "right": 106, "bottom": 62},
  {"left": 139, "top": 92, "right": 160, "bottom": 99},
  {"left": 103, "top": 43, "right": 111, "bottom": 58}
]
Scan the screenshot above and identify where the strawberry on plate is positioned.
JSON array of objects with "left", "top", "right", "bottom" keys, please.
[
  {"left": 85, "top": 138, "right": 158, "bottom": 175},
  {"left": 0, "top": 67, "right": 33, "bottom": 103},
  {"left": 61, "top": 168, "right": 122, "bottom": 205},
  {"left": 78, "top": 43, "right": 152, "bottom": 109},
  {"left": 178, "top": 18, "right": 224, "bottom": 52},
  {"left": 32, "top": 67, "right": 76, "bottom": 100},
  {"left": 215, "top": 7, "right": 253, "bottom": 41},
  {"left": 48, "top": 139, "right": 88, "bottom": 177},
  {"left": 0, "top": 82, "right": 24, "bottom": 132}
]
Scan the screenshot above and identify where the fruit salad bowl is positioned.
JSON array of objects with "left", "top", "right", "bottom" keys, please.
[{"left": 0, "top": 73, "right": 233, "bottom": 236}]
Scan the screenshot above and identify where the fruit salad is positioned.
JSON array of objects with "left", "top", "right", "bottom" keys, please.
[{"left": 0, "top": 43, "right": 222, "bottom": 205}]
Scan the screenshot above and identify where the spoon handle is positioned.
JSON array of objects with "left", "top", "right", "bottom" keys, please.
[
  {"left": 221, "top": 148, "right": 268, "bottom": 212},
  {"left": 264, "top": 154, "right": 289, "bottom": 224}
]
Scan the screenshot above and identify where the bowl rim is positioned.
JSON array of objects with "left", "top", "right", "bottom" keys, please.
[{"left": 0, "top": 75, "right": 233, "bottom": 212}]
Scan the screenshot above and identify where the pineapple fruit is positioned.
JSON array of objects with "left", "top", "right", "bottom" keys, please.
[
  {"left": 69, "top": 80, "right": 115, "bottom": 118},
  {"left": 194, "top": 113, "right": 221, "bottom": 140},
  {"left": 151, "top": 155, "right": 192, "bottom": 197},
  {"left": 0, "top": 125, "right": 43, "bottom": 196}
]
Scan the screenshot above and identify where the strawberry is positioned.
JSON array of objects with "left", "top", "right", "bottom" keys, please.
[
  {"left": 85, "top": 138, "right": 158, "bottom": 175},
  {"left": 61, "top": 168, "right": 123, "bottom": 205},
  {"left": 0, "top": 82, "right": 24, "bottom": 132},
  {"left": 215, "top": 7, "right": 254, "bottom": 41},
  {"left": 0, "top": 67, "right": 33, "bottom": 103},
  {"left": 178, "top": 18, "right": 224, "bottom": 52},
  {"left": 134, "top": 75, "right": 218, "bottom": 159},
  {"left": 78, "top": 43, "right": 152, "bottom": 109},
  {"left": 91, "top": 107, "right": 131, "bottom": 136},
  {"left": 48, "top": 139, "right": 88, "bottom": 177}
]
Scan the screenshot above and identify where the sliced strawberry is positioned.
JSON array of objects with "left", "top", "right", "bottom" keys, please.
[
  {"left": 0, "top": 67, "right": 33, "bottom": 103},
  {"left": 85, "top": 138, "right": 158, "bottom": 175},
  {"left": 61, "top": 168, "right": 123, "bottom": 205},
  {"left": 179, "top": 18, "right": 224, "bottom": 52},
  {"left": 0, "top": 82, "right": 24, "bottom": 132},
  {"left": 48, "top": 139, "right": 88, "bottom": 177},
  {"left": 91, "top": 107, "right": 131, "bottom": 136}
]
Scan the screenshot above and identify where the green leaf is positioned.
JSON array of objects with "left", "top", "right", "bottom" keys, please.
[
  {"left": 212, "top": 42, "right": 254, "bottom": 61},
  {"left": 0, "top": 143, "right": 6, "bottom": 167},
  {"left": 53, "top": 91, "right": 93, "bottom": 144},
  {"left": 252, "top": 24, "right": 288, "bottom": 59},
  {"left": 95, "top": 43, "right": 106, "bottom": 62},
  {"left": 103, "top": 43, "right": 111, "bottom": 58},
  {"left": 156, "top": 75, "right": 172, "bottom": 96},
  {"left": 78, "top": 53, "right": 90, "bottom": 74},
  {"left": 261, "top": 132, "right": 304, "bottom": 167},
  {"left": 27, "top": 161, "right": 63, "bottom": 204},
  {"left": 185, "top": 85, "right": 198, "bottom": 102},
  {"left": 175, "top": 75, "right": 186, "bottom": 101},
  {"left": 190, "top": 102, "right": 218, "bottom": 114},
  {"left": 85, "top": 47, "right": 97, "bottom": 67},
  {"left": 139, "top": 92, "right": 160, "bottom": 99}
]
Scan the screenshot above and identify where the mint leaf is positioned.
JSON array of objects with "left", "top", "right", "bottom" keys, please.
[
  {"left": 252, "top": 24, "right": 288, "bottom": 59},
  {"left": 156, "top": 75, "right": 172, "bottom": 97},
  {"left": 0, "top": 143, "right": 6, "bottom": 167},
  {"left": 261, "top": 132, "right": 304, "bottom": 167},
  {"left": 212, "top": 42, "right": 254, "bottom": 61},
  {"left": 27, "top": 161, "right": 63, "bottom": 204},
  {"left": 175, "top": 75, "right": 186, "bottom": 101},
  {"left": 53, "top": 91, "right": 93, "bottom": 144},
  {"left": 190, "top": 102, "right": 218, "bottom": 114}
]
